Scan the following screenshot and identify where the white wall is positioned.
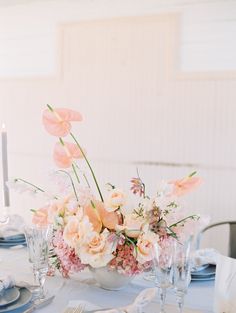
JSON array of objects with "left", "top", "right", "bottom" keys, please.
[
  {"left": 0, "top": 0, "right": 236, "bottom": 255},
  {"left": 1, "top": 0, "right": 236, "bottom": 77}
]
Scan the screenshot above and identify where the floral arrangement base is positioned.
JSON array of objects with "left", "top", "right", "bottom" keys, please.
[{"left": 91, "top": 267, "right": 134, "bottom": 290}]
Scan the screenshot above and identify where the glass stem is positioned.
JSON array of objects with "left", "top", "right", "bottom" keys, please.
[
  {"left": 33, "top": 267, "right": 46, "bottom": 299},
  {"left": 159, "top": 288, "right": 167, "bottom": 313},
  {"left": 176, "top": 292, "right": 184, "bottom": 313}
]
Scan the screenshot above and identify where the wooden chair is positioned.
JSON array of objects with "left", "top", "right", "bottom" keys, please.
[{"left": 195, "top": 221, "right": 236, "bottom": 259}]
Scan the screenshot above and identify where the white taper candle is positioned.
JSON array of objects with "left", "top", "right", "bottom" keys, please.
[{"left": 1, "top": 124, "right": 10, "bottom": 207}]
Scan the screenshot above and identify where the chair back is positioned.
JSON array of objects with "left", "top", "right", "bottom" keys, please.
[{"left": 195, "top": 221, "right": 236, "bottom": 259}]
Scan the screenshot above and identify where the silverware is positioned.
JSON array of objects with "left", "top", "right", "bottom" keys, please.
[
  {"left": 63, "top": 305, "right": 84, "bottom": 313},
  {"left": 22, "top": 294, "right": 55, "bottom": 313}
]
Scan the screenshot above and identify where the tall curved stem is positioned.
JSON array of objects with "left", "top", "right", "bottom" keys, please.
[{"left": 70, "top": 132, "right": 103, "bottom": 202}]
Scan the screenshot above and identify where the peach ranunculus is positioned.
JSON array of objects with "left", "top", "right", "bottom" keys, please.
[
  {"left": 63, "top": 215, "right": 93, "bottom": 249},
  {"left": 136, "top": 231, "right": 159, "bottom": 264},
  {"left": 105, "top": 188, "right": 127, "bottom": 212},
  {"left": 42, "top": 106, "right": 83, "bottom": 137},
  {"left": 34, "top": 198, "right": 77, "bottom": 227},
  {"left": 32, "top": 206, "right": 51, "bottom": 226},
  {"left": 48, "top": 195, "right": 79, "bottom": 223},
  {"left": 53, "top": 141, "right": 84, "bottom": 168},
  {"left": 123, "top": 213, "right": 146, "bottom": 238},
  {"left": 78, "top": 229, "right": 116, "bottom": 268},
  {"left": 84, "top": 200, "right": 120, "bottom": 232},
  {"left": 169, "top": 174, "right": 202, "bottom": 197}
]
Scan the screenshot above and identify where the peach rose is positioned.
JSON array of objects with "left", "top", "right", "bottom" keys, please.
[
  {"left": 123, "top": 213, "right": 146, "bottom": 238},
  {"left": 136, "top": 231, "right": 159, "bottom": 264},
  {"left": 63, "top": 215, "right": 93, "bottom": 248},
  {"left": 105, "top": 189, "right": 127, "bottom": 212},
  {"left": 78, "top": 229, "right": 116, "bottom": 268}
]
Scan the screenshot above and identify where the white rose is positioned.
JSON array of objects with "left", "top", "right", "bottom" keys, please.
[
  {"left": 78, "top": 229, "right": 116, "bottom": 268},
  {"left": 63, "top": 215, "right": 93, "bottom": 248},
  {"left": 136, "top": 231, "right": 159, "bottom": 264}
]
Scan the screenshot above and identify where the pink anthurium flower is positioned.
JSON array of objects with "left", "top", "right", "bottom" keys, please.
[
  {"left": 169, "top": 172, "right": 202, "bottom": 197},
  {"left": 53, "top": 141, "right": 84, "bottom": 168},
  {"left": 42, "top": 106, "right": 83, "bottom": 137}
]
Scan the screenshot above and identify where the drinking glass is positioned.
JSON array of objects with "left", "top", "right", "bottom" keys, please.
[
  {"left": 24, "top": 224, "right": 52, "bottom": 299},
  {"left": 0, "top": 207, "right": 9, "bottom": 225},
  {"left": 173, "top": 237, "right": 192, "bottom": 313},
  {"left": 152, "top": 240, "right": 174, "bottom": 313}
]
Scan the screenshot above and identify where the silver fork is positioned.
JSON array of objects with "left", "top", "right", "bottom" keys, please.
[{"left": 63, "top": 305, "right": 84, "bottom": 313}]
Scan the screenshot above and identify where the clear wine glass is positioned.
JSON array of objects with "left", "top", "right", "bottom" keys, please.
[
  {"left": 0, "top": 207, "right": 9, "bottom": 225},
  {"left": 24, "top": 224, "right": 52, "bottom": 299},
  {"left": 173, "top": 237, "right": 193, "bottom": 313},
  {"left": 152, "top": 240, "right": 174, "bottom": 313}
]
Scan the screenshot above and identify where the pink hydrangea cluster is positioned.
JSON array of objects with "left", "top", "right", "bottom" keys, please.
[
  {"left": 108, "top": 244, "right": 152, "bottom": 276},
  {"left": 52, "top": 230, "right": 86, "bottom": 277}
]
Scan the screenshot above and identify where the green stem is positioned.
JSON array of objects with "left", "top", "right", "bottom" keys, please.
[
  {"left": 15, "top": 178, "right": 58, "bottom": 199},
  {"left": 189, "top": 171, "right": 197, "bottom": 177},
  {"left": 166, "top": 226, "right": 178, "bottom": 239},
  {"left": 74, "top": 163, "right": 91, "bottom": 188},
  {"left": 169, "top": 215, "right": 199, "bottom": 228},
  {"left": 15, "top": 178, "right": 45, "bottom": 193},
  {"left": 58, "top": 137, "right": 80, "bottom": 189},
  {"left": 47, "top": 104, "right": 54, "bottom": 112},
  {"left": 83, "top": 173, "right": 91, "bottom": 188},
  {"left": 72, "top": 163, "right": 80, "bottom": 184},
  {"left": 56, "top": 170, "right": 78, "bottom": 201},
  {"left": 70, "top": 132, "right": 104, "bottom": 202}
]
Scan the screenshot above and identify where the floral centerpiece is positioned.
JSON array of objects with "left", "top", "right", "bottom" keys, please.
[{"left": 12, "top": 105, "right": 204, "bottom": 280}]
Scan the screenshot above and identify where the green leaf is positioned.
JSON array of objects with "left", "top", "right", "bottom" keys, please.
[{"left": 189, "top": 171, "right": 197, "bottom": 177}]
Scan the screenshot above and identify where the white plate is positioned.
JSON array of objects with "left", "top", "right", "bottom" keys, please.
[
  {"left": 191, "top": 275, "right": 215, "bottom": 281},
  {"left": 191, "top": 264, "right": 209, "bottom": 273},
  {"left": 0, "top": 234, "right": 25, "bottom": 241},
  {"left": 0, "top": 237, "right": 25, "bottom": 243},
  {"left": 0, "top": 287, "right": 20, "bottom": 307},
  {"left": 0, "top": 241, "right": 26, "bottom": 247},
  {"left": 191, "top": 265, "right": 216, "bottom": 277},
  {"left": 0, "top": 288, "right": 32, "bottom": 312}
]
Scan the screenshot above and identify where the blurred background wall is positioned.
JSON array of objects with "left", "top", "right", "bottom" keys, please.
[{"left": 0, "top": 0, "right": 236, "bottom": 254}]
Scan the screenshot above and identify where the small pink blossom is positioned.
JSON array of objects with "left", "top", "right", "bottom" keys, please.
[
  {"left": 52, "top": 229, "right": 86, "bottom": 277},
  {"left": 130, "top": 177, "right": 145, "bottom": 197},
  {"left": 109, "top": 243, "right": 152, "bottom": 276}
]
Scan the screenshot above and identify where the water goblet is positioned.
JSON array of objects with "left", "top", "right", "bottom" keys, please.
[
  {"left": 24, "top": 224, "right": 52, "bottom": 299},
  {"left": 173, "top": 237, "right": 192, "bottom": 313},
  {"left": 0, "top": 207, "right": 9, "bottom": 225},
  {"left": 152, "top": 240, "right": 174, "bottom": 313}
]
